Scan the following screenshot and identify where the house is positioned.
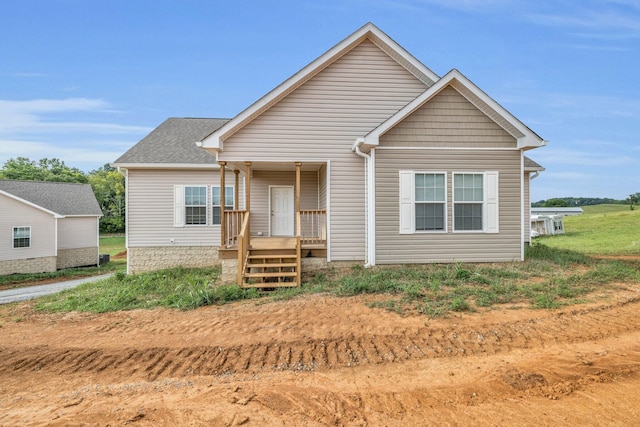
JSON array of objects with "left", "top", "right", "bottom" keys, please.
[
  {"left": 113, "top": 23, "right": 546, "bottom": 287},
  {"left": 531, "top": 207, "right": 583, "bottom": 217},
  {"left": 531, "top": 214, "right": 565, "bottom": 237},
  {"left": 0, "top": 180, "right": 103, "bottom": 275},
  {"left": 530, "top": 206, "right": 581, "bottom": 237}
]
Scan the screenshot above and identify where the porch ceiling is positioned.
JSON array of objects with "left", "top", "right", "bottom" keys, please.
[{"left": 224, "top": 161, "right": 324, "bottom": 172}]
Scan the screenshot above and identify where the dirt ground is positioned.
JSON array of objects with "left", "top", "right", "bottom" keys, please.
[{"left": 1, "top": 282, "right": 640, "bottom": 426}]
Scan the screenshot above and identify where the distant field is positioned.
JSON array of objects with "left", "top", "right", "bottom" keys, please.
[
  {"left": 537, "top": 204, "right": 640, "bottom": 254},
  {"left": 581, "top": 204, "right": 630, "bottom": 214},
  {"left": 100, "top": 235, "right": 125, "bottom": 257}
]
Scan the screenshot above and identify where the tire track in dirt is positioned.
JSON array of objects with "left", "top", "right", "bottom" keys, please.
[{"left": 1, "top": 296, "right": 640, "bottom": 382}]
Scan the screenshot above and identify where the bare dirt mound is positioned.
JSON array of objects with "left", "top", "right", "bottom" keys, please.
[{"left": 1, "top": 289, "right": 640, "bottom": 426}]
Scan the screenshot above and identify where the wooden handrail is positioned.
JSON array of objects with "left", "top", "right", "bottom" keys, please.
[
  {"left": 298, "top": 209, "right": 327, "bottom": 245},
  {"left": 223, "top": 210, "right": 247, "bottom": 247},
  {"left": 236, "top": 211, "right": 250, "bottom": 286}
]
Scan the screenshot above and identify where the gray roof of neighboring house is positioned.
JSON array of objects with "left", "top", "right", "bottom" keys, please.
[
  {"left": 0, "top": 180, "right": 102, "bottom": 216},
  {"left": 524, "top": 156, "right": 544, "bottom": 171},
  {"left": 113, "top": 118, "right": 230, "bottom": 165}
]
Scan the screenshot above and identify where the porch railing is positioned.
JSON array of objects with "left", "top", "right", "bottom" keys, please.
[
  {"left": 236, "top": 212, "right": 250, "bottom": 286},
  {"left": 223, "top": 210, "right": 247, "bottom": 247},
  {"left": 297, "top": 209, "right": 327, "bottom": 245}
]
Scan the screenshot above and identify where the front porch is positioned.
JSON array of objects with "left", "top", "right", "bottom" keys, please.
[{"left": 218, "top": 161, "right": 327, "bottom": 288}]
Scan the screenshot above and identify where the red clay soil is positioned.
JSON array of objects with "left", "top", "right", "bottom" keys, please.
[{"left": 1, "top": 285, "right": 640, "bottom": 426}]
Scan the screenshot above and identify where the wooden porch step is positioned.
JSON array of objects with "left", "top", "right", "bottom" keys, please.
[
  {"left": 248, "top": 254, "right": 296, "bottom": 260},
  {"left": 242, "top": 282, "right": 299, "bottom": 289},
  {"left": 245, "top": 271, "right": 297, "bottom": 278},
  {"left": 247, "top": 262, "right": 298, "bottom": 269}
]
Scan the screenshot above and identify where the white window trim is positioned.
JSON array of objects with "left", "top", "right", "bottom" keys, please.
[
  {"left": 174, "top": 185, "right": 209, "bottom": 227},
  {"left": 399, "top": 170, "right": 448, "bottom": 234},
  {"left": 13, "top": 226, "right": 31, "bottom": 249},
  {"left": 185, "top": 185, "right": 208, "bottom": 227},
  {"left": 452, "top": 172, "right": 485, "bottom": 233},
  {"left": 451, "top": 171, "right": 499, "bottom": 234},
  {"left": 211, "top": 185, "right": 235, "bottom": 226}
]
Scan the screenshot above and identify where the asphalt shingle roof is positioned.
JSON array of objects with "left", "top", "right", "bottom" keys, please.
[
  {"left": 113, "top": 118, "right": 230, "bottom": 165},
  {"left": 524, "top": 156, "right": 545, "bottom": 171},
  {"left": 0, "top": 180, "right": 102, "bottom": 216}
]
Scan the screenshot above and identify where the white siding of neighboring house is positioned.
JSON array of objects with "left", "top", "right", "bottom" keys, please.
[
  {"left": 126, "top": 169, "right": 240, "bottom": 247},
  {"left": 375, "top": 149, "right": 522, "bottom": 263},
  {"left": 218, "top": 40, "right": 428, "bottom": 261},
  {"left": 57, "top": 217, "right": 99, "bottom": 249},
  {"left": 0, "top": 194, "right": 56, "bottom": 260}
]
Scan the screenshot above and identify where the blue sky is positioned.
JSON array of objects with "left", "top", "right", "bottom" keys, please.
[{"left": 1, "top": 0, "right": 639, "bottom": 202}]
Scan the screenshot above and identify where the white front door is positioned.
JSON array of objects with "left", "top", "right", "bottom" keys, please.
[{"left": 270, "top": 186, "right": 294, "bottom": 236}]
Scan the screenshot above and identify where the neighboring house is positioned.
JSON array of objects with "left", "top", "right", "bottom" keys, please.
[
  {"left": 531, "top": 207, "right": 583, "bottom": 217},
  {"left": 0, "top": 180, "right": 103, "bottom": 275},
  {"left": 113, "top": 23, "right": 546, "bottom": 286},
  {"left": 530, "top": 206, "right": 582, "bottom": 238},
  {"left": 531, "top": 214, "right": 565, "bottom": 237}
]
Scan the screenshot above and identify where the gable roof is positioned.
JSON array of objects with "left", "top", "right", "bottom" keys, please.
[
  {"left": 199, "top": 22, "right": 440, "bottom": 151},
  {"left": 524, "top": 156, "right": 545, "bottom": 172},
  {"left": 358, "top": 69, "right": 547, "bottom": 150},
  {"left": 0, "top": 180, "right": 102, "bottom": 217},
  {"left": 113, "top": 118, "right": 229, "bottom": 168}
]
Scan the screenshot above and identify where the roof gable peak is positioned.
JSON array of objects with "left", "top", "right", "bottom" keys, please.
[
  {"left": 360, "top": 69, "right": 546, "bottom": 150},
  {"left": 201, "top": 23, "right": 439, "bottom": 150}
]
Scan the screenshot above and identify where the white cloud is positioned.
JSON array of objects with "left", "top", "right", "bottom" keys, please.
[{"left": 0, "top": 97, "right": 150, "bottom": 171}]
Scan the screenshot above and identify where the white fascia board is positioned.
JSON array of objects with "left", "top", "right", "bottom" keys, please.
[
  {"left": 0, "top": 190, "right": 63, "bottom": 218},
  {"left": 363, "top": 69, "right": 546, "bottom": 149},
  {"left": 110, "top": 163, "right": 220, "bottom": 170},
  {"left": 201, "top": 23, "right": 439, "bottom": 151}
]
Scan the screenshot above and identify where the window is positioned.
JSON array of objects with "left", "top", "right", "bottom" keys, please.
[
  {"left": 13, "top": 227, "right": 31, "bottom": 248},
  {"left": 414, "top": 173, "right": 446, "bottom": 231},
  {"left": 211, "top": 186, "right": 234, "bottom": 225},
  {"left": 185, "top": 186, "right": 207, "bottom": 225},
  {"left": 453, "top": 173, "right": 484, "bottom": 231},
  {"left": 400, "top": 170, "right": 498, "bottom": 235}
]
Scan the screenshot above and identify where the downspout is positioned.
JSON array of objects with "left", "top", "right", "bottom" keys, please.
[{"left": 352, "top": 138, "right": 374, "bottom": 268}]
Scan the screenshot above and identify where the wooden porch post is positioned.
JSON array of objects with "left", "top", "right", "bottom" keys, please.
[
  {"left": 295, "top": 162, "right": 301, "bottom": 236},
  {"left": 245, "top": 162, "right": 252, "bottom": 239},
  {"left": 219, "top": 161, "right": 226, "bottom": 246},
  {"left": 234, "top": 169, "right": 240, "bottom": 210}
]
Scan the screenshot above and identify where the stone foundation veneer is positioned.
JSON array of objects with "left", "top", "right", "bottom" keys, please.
[
  {"left": 0, "top": 256, "right": 57, "bottom": 275},
  {"left": 57, "top": 247, "right": 99, "bottom": 270},
  {"left": 128, "top": 246, "right": 219, "bottom": 275}
]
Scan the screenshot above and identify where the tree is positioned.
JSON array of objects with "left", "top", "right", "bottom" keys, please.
[
  {"left": 543, "top": 198, "right": 569, "bottom": 208},
  {"left": 628, "top": 193, "right": 640, "bottom": 210},
  {"left": 0, "top": 157, "right": 87, "bottom": 183},
  {"left": 88, "top": 164, "right": 125, "bottom": 233}
]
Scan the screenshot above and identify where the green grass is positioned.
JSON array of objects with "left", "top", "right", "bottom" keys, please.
[
  {"left": 537, "top": 205, "right": 640, "bottom": 254},
  {"left": 32, "top": 245, "right": 639, "bottom": 317},
  {"left": 36, "top": 267, "right": 259, "bottom": 312},
  {"left": 0, "top": 235, "right": 126, "bottom": 289},
  {"left": 99, "top": 235, "right": 126, "bottom": 257},
  {"left": 19, "top": 204, "right": 640, "bottom": 317}
]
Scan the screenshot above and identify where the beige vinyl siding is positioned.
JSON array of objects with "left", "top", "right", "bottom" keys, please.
[
  {"left": 381, "top": 86, "right": 517, "bottom": 148},
  {"left": 249, "top": 170, "right": 319, "bottom": 237},
  {"left": 220, "top": 40, "right": 427, "bottom": 260},
  {"left": 0, "top": 194, "right": 56, "bottom": 260},
  {"left": 127, "top": 169, "right": 228, "bottom": 247},
  {"left": 375, "top": 149, "right": 522, "bottom": 263},
  {"left": 57, "top": 217, "right": 98, "bottom": 249}
]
